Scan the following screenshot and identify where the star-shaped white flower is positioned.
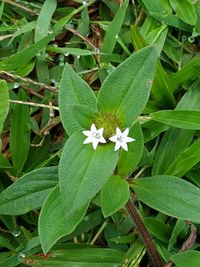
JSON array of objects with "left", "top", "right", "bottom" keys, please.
[
  {"left": 82, "top": 123, "right": 106, "bottom": 150},
  {"left": 109, "top": 127, "right": 135, "bottom": 151}
]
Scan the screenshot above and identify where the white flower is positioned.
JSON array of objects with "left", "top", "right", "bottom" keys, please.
[
  {"left": 82, "top": 123, "right": 106, "bottom": 150},
  {"left": 109, "top": 127, "right": 135, "bottom": 151}
]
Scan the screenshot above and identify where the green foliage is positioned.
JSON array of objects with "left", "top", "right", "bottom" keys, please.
[{"left": 1, "top": 0, "right": 200, "bottom": 266}]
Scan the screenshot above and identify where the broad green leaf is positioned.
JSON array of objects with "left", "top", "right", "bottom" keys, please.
[
  {"left": 165, "top": 139, "right": 200, "bottom": 177},
  {"left": 171, "top": 251, "right": 200, "bottom": 267},
  {"left": 140, "top": 0, "right": 172, "bottom": 13},
  {"left": 0, "top": 80, "right": 9, "bottom": 136},
  {"left": 59, "top": 64, "right": 97, "bottom": 135},
  {"left": 117, "top": 122, "right": 144, "bottom": 175},
  {"left": 169, "top": 0, "right": 197, "bottom": 25},
  {"left": 59, "top": 132, "right": 119, "bottom": 216},
  {"left": 130, "top": 25, "right": 175, "bottom": 108},
  {"left": 0, "top": 167, "right": 58, "bottom": 215},
  {"left": 35, "top": 0, "right": 57, "bottom": 42},
  {"left": 39, "top": 185, "right": 88, "bottom": 253},
  {"left": 152, "top": 80, "right": 200, "bottom": 175},
  {"left": 101, "top": 175, "right": 129, "bottom": 217},
  {"left": 97, "top": 46, "right": 157, "bottom": 126},
  {"left": 101, "top": 0, "right": 129, "bottom": 56},
  {"left": 132, "top": 175, "right": 200, "bottom": 223},
  {"left": 60, "top": 105, "right": 97, "bottom": 136},
  {"left": 10, "top": 90, "right": 30, "bottom": 174},
  {"left": 150, "top": 110, "right": 200, "bottom": 129}
]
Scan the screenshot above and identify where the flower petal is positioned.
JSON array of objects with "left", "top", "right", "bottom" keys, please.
[
  {"left": 109, "top": 135, "right": 117, "bottom": 143},
  {"left": 114, "top": 142, "right": 121, "bottom": 151},
  {"left": 121, "top": 142, "right": 128, "bottom": 151},
  {"left": 82, "top": 130, "right": 92, "bottom": 137},
  {"left": 98, "top": 128, "right": 104, "bottom": 135},
  {"left": 99, "top": 136, "right": 106, "bottom": 143},
  {"left": 83, "top": 136, "right": 93, "bottom": 144},
  {"left": 91, "top": 123, "right": 97, "bottom": 132},
  {"left": 92, "top": 140, "right": 99, "bottom": 150},
  {"left": 122, "top": 128, "right": 129, "bottom": 137},
  {"left": 125, "top": 136, "right": 135, "bottom": 143},
  {"left": 116, "top": 127, "right": 122, "bottom": 136}
]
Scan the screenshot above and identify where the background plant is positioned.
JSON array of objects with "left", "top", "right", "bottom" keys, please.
[{"left": 1, "top": 0, "right": 200, "bottom": 267}]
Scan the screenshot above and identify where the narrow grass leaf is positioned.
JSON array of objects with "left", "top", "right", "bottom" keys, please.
[
  {"left": 10, "top": 90, "right": 30, "bottom": 174},
  {"left": 150, "top": 110, "right": 200, "bottom": 129},
  {"left": 0, "top": 80, "right": 9, "bottom": 135}
]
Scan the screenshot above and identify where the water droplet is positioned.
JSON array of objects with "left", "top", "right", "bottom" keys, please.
[
  {"left": 83, "top": 0, "right": 89, "bottom": 7},
  {"left": 76, "top": 55, "right": 80, "bottom": 59},
  {"left": 52, "top": 44, "right": 58, "bottom": 47},
  {"left": 13, "top": 82, "right": 19, "bottom": 89},
  {"left": 59, "top": 61, "right": 65, "bottom": 66},
  {"left": 12, "top": 229, "right": 21, "bottom": 237},
  {"left": 188, "top": 36, "right": 195, "bottom": 43},
  {"left": 94, "top": 48, "right": 100, "bottom": 55},
  {"left": 59, "top": 54, "right": 65, "bottom": 62},
  {"left": 182, "top": 35, "right": 187, "bottom": 42},
  {"left": 18, "top": 252, "right": 26, "bottom": 261},
  {"left": 50, "top": 79, "right": 58, "bottom": 86},
  {"left": 64, "top": 52, "right": 69, "bottom": 57},
  {"left": 115, "top": 34, "right": 119, "bottom": 39}
]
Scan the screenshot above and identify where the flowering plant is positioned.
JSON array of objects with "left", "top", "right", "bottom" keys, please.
[{"left": 38, "top": 46, "right": 158, "bottom": 252}]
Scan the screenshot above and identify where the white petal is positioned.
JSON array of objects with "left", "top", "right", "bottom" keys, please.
[
  {"left": 116, "top": 127, "right": 122, "bottom": 136},
  {"left": 122, "top": 128, "right": 129, "bottom": 137},
  {"left": 83, "top": 136, "right": 93, "bottom": 144},
  {"left": 99, "top": 136, "right": 106, "bottom": 143},
  {"left": 82, "top": 130, "right": 92, "bottom": 137},
  {"left": 125, "top": 136, "right": 135, "bottom": 143},
  {"left": 91, "top": 123, "right": 97, "bottom": 132},
  {"left": 109, "top": 135, "right": 118, "bottom": 143},
  {"left": 114, "top": 142, "right": 121, "bottom": 151},
  {"left": 121, "top": 142, "right": 128, "bottom": 151},
  {"left": 98, "top": 128, "right": 104, "bottom": 135},
  {"left": 92, "top": 140, "right": 99, "bottom": 150}
]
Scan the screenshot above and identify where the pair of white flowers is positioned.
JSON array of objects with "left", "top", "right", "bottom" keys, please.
[{"left": 82, "top": 123, "right": 135, "bottom": 151}]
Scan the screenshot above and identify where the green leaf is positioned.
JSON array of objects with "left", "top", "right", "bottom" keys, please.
[
  {"left": 10, "top": 90, "right": 30, "bottom": 174},
  {"left": 132, "top": 175, "right": 200, "bottom": 223},
  {"left": 171, "top": 251, "right": 200, "bottom": 267},
  {"left": 130, "top": 25, "right": 175, "bottom": 108},
  {"left": 47, "top": 46, "right": 95, "bottom": 56},
  {"left": 59, "top": 132, "right": 119, "bottom": 216},
  {"left": 168, "top": 219, "right": 187, "bottom": 250},
  {"left": 101, "top": 0, "right": 129, "bottom": 57},
  {"left": 0, "top": 167, "right": 58, "bottom": 215},
  {"left": 39, "top": 185, "right": 88, "bottom": 253},
  {"left": 150, "top": 110, "right": 200, "bottom": 129},
  {"left": 165, "top": 139, "right": 200, "bottom": 176},
  {"left": 169, "top": 0, "right": 197, "bottom": 25},
  {"left": 152, "top": 80, "right": 200, "bottom": 175},
  {"left": 117, "top": 122, "right": 144, "bottom": 175},
  {"left": 97, "top": 46, "right": 157, "bottom": 126},
  {"left": 59, "top": 63, "right": 97, "bottom": 135},
  {"left": 35, "top": 0, "right": 57, "bottom": 42},
  {"left": 31, "top": 247, "right": 125, "bottom": 266},
  {"left": 0, "top": 80, "right": 9, "bottom": 136},
  {"left": 101, "top": 175, "right": 129, "bottom": 217},
  {"left": 61, "top": 104, "right": 97, "bottom": 136}
]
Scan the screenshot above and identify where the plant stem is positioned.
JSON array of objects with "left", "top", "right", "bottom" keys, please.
[{"left": 126, "top": 199, "right": 163, "bottom": 267}]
